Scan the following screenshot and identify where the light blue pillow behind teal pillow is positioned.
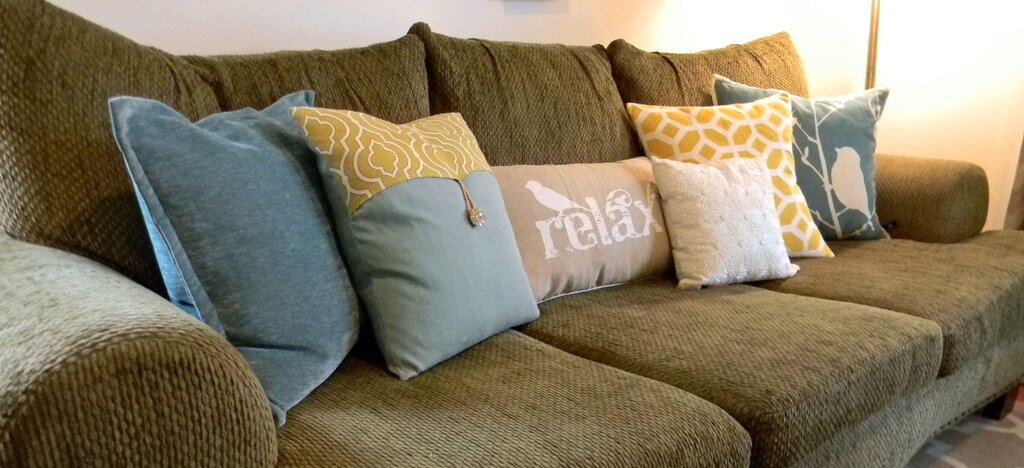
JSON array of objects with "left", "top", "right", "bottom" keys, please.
[
  {"left": 291, "top": 108, "right": 539, "bottom": 380},
  {"left": 108, "top": 91, "right": 358, "bottom": 425},
  {"left": 713, "top": 75, "right": 889, "bottom": 240}
]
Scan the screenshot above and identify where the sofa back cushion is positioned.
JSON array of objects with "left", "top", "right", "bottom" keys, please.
[
  {"left": 410, "top": 22, "right": 639, "bottom": 166},
  {"left": 1, "top": 0, "right": 220, "bottom": 290},
  {"left": 0, "top": 0, "right": 430, "bottom": 290},
  {"left": 608, "top": 32, "right": 809, "bottom": 107},
  {"left": 184, "top": 37, "right": 429, "bottom": 124}
]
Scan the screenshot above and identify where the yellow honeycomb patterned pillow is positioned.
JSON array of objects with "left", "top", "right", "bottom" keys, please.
[{"left": 628, "top": 94, "right": 833, "bottom": 258}]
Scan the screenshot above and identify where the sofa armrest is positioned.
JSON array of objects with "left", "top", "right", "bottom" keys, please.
[
  {"left": 0, "top": 236, "right": 276, "bottom": 467},
  {"left": 874, "top": 154, "right": 989, "bottom": 243}
]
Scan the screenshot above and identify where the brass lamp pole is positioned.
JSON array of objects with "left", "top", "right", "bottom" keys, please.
[{"left": 865, "top": 0, "right": 881, "bottom": 89}]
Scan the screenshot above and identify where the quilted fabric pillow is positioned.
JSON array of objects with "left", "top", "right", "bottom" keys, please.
[
  {"left": 651, "top": 157, "right": 798, "bottom": 289},
  {"left": 292, "top": 108, "right": 539, "bottom": 379},
  {"left": 628, "top": 95, "right": 833, "bottom": 257},
  {"left": 492, "top": 158, "right": 671, "bottom": 302},
  {"left": 713, "top": 75, "right": 889, "bottom": 240},
  {"left": 108, "top": 91, "right": 358, "bottom": 425}
]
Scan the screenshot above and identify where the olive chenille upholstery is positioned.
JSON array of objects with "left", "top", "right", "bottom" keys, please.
[
  {"left": 410, "top": 22, "right": 640, "bottom": 166},
  {"left": 0, "top": 0, "right": 429, "bottom": 291},
  {"left": 182, "top": 36, "right": 430, "bottom": 124},
  {"left": 522, "top": 280, "right": 942, "bottom": 467},
  {"left": 758, "top": 231, "right": 1024, "bottom": 376},
  {"left": 0, "top": 236, "right": 278, "bottom": 467},
  {"left": 874, "top": 153, "right": 990, "bottom": 243},
  {"left": 278, "top": 332, "right": 750, "bottom": 467},
  {"left": 2, "top": 1, "right": 1023, "bottom": 467},
  {"left": 607, "top": 32, "right": 810, "bottom": 108}
]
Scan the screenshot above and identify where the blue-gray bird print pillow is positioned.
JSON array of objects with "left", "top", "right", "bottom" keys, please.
[{"left": 713, "top": 75, "right": 889, "bottom": 240}]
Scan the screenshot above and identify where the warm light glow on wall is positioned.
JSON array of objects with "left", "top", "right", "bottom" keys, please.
[
  {"left": 653, "top": 0, "right": 795, "bottom": 52},
  {"left": 873, "top": 1, "right": 1024, "bottom": 230}
]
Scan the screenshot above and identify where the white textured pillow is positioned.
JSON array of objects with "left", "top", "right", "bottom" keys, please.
[{"left": 650, "top": 157, "right": 798, "bottom": 290}]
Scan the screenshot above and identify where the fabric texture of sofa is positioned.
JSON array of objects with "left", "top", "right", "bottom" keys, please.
[{"left": 1, "top": 1, "right": 1021, "bottom": 467}]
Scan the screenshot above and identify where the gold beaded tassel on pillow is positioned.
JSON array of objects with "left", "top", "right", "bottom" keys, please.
[{"left": 458, "top": 179, "right": 487, "bottom": 227}]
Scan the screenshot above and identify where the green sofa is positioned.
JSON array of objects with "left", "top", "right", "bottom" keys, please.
[{"left": 1, "top": 1, "right": 1020, "bottom": 467}]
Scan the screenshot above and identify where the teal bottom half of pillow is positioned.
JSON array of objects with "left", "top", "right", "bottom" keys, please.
[
  {"left": 108, "top": 91, "right": 358, "bottom": 425},
  {"left": 714, "top": 76, "right": 889, "bottom": 240},
  {"left": 328, "top": 170, "right": 540, "bottom": 379}
]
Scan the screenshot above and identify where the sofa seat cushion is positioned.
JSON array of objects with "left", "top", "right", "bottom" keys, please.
[
  {"left": 276, "top": 331, "right": 750, "bottom": 467},
  {"left": 757, "top": 231, "right": 1024, "bottom": 376},
  {"left": 521, "top": 279, "right": 942, "bottom": 468}
]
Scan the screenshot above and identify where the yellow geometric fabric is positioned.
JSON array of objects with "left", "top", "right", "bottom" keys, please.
[
  {"left": 292, "top": 108, "right": 491, "bottom": 214},
  {"left": 628, "top": 94, "right": 833, "bottom": 257}
]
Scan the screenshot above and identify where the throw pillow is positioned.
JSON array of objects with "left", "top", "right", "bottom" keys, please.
[
  {"left": 713, "top": 75, "right": 890, "bottom": 240},
  {"left": 627, "top": 94, "right": 834, "bottom": 257},
  {"left": 651, "top": 157, "right": 799, "bottom": 289},
  {"left": 291, "top": 107, "right": 540, "bottom": 379},
  {"left": 108, "top": 91, "right": 358, "bottom": 425},
  {"left": 492, "top": 158, "right": 672, "bottom": 302}
]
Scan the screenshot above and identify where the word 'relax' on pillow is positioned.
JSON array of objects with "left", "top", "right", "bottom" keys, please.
[
  {"left": 628, "top": 94, "right": 834, "bottom": 258},
  {"left": 292, "top": 108, "right": 539, "bottom": 379},
  {"left": 713, "top": 75, "right": 890, "bottom": 240},
  {"left": 108, "top": 91, "right": 358, "bottom": 425},
  {"left": 651, "top": 157, "right": 798, "bottom": 289},
  {"left": 493, "top": 158, "right": 671, "bottom": 302},
  {"left": 607, "top": 32, "right": 809, "bottom": 108}
]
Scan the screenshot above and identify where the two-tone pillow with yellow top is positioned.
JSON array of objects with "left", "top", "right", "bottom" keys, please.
[
  {"left": 628, "top": 94, "right": 833, "bottom": 257},
  {"left": 292, "top": 108, "right": 539, "bottom": 379}
]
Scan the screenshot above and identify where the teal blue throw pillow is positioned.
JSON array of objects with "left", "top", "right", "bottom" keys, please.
[
  {"left": 713, "top": 75, "right": 889, "bottom": 240},
  {"left": 108, "top": 91, "right": 358, "bottom": 425},
  {"left": 292, "top": 108, "right": 540, "bottom": 379}
]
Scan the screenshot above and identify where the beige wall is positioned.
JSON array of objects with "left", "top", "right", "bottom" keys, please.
[{"left": 52, "top": 0, "right": 1024, "bottom": 230}]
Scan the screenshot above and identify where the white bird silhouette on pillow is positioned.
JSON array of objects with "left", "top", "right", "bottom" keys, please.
[
  {"left": 525, "top": 180, "right": 585, "bottom": 215},
  {"left": 831, "top": 147, "right": 871, "bottom": 219}
]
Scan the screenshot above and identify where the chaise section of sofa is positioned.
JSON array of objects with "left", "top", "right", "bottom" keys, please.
[{"left": 0, "top": 236, "right": 278, "bottom": 467}]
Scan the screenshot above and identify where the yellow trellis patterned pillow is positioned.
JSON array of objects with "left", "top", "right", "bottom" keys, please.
[{"left": 628, "top": 94, "right": 833, "bottom": 258}]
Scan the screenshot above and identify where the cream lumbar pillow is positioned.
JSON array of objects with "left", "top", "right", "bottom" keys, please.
[
  {"left": 628, "top": 94, "right": 833, "bottom": 258},
  {"left": 650, "top": 157, "right": 798, "bottom": 290}
]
